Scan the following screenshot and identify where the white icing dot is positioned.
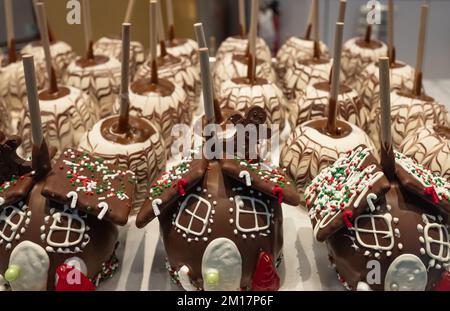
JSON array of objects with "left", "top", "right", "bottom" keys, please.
[
  {"left": 229, "top": 208, "right": 234, "bottom": 213},
  {"left": 234, "top": 229, "right": 238, "bottom": 235},
  {"left": 242, "top": 234, "right": 247, "bottom": 239},
  {"left": 398, "top": 243, "right": 403, "bottom": 250},
  {"left": 364, "top": 251, "right": 371, "bottom": 256},
  {"left": 229, "top": 219, "right": 234, "bottom": 224},
  {"left": 251, "top": 234, "right": 256, "bottom": 239},
  {"left": 203, "top": 237, "right": 208, "bottom": 242},
  {"left": 393, "top": 217, "right": 399, "bottom": 224},
  {"left": 419, "top": 237, "right": 425, "bottom": 243},
  {"left": 207, "top": 228, "right": 212, "bottom": 234},
  {"left": 213, "top": 201, "right": 217, "bottom": 205},
  {"left": 208, "top": 194, "right": 212, "bottom": 198},
  {"left": 417, "top": 224, "right": 424, "bottom": 232},
  {"left": 229, "top": 197, "right": 234, "bottom": 202},
  {"left": 386, "top": 251, "right": 392, "bottom": 257},
  {"left": 420, "top": 248, "right": 426, "bottom": 255},
  {"left": 375, "top": 252, "right": 380, "bottom": 258}
]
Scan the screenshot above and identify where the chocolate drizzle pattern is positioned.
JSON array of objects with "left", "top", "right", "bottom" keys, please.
[
  {"left": 370, "top": 91, "right": 450, "bottom": 152},
  {"left": 280, "top": 120, "right": 376, "bottom": 204},
  {"left": 163, "top": 38, "right": 199, "bottom": 67},
  {"left": 66, "top": 56, "right": 121, "bottom": 118},
  {"left": 21, "top": 41, "right": 75, "bottom": 80},
  {"left": 341, "top": 37, "right": 388, "bottom": 88},
  {"left": 213, "top": 53, "right": 276, "bottom": 95},
  {"left": 215, "top": 36, "right": 272, "bottom": 63},
  {"left": 289, "top": 82, "right": 370, "bottom": 132},
  {"left": 275, "top": 36, "right": 329, "bottom": 82},
  {"left": 281, "top": 57, "right": 332, "bottom": 100},
  {"left": 400, "top": 126, "right": 450, "bottom": 180},
  {"left": 93, "top": 37, "right": 145, "bottom": 79},
  {"left": 18, "top": 86, "right": 99, "bottom": 158}
]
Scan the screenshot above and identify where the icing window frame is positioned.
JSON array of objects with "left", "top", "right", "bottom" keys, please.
[
  {"left": 423, "top": 221, "right": 450, "bottom": 262},
  {"left": 352, "top": 214, "right": 394, "bottom": 251},
  {"left": 175, "top": 194, "right": 212, "bottom": 237},
  {"left": 235, "top": 195, "right": 271, "bottom": 233},
  {"left": 0, "top": 205, "right": 27, "bottom": 243},
  {"left": 46, "top": 210, "right": 87, "bottom": 249}
]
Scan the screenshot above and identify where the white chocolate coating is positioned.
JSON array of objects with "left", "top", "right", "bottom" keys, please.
[
  {"left": 280, "top": 120, "right": 376, "bottom": 203},
  {"left": 93, "top": 37, "right": 145, "bottom": 79},
  {"left": 66, "top": 56, "right": 121, "bottom": 118},
  {"left": 275, "top": 36, "right": 329, "bottom": 81},
  {"left": 281, "top": 58, "right": 332, "bottom": 100},
  {"left": 370, "top": 91, "right": 450, "bottom": 153},
  {"left": 135, "top": 57, "right": 200, "bottom": 111},
  {"left": 18, "top": 86, "right": 99, "bottom": 158},
  {"left": 21, "top": 41, "right": 74, "bottom": 80},
  {"left": 213, "top": 53, "right": 276, "bottom": 95},
  {"left": 399, "top": 126, "right": 450, "bottom": 180},
  {"left": 218, "top": 79, "right": 286, "bottom": 129},
  {"left": 163, "top": 38, "right": 199, "bottom": 66},
  {"left": 78, "top": 116, "right": 166, "bottom": 211},
  {"left": 0, "top": 60, "right": 46, "bottom": 132},
  {"left": 288, "top": 82, "right": 370, "bottom": 132},
  {"left": 113, "top": 82, "right": 191, "bottom": 154},
  {"left": 341, "top": 37, "right": 388, "bottom": 88},
  {"left": 215, "top": 36, "right": 272, "bottom": 63}
]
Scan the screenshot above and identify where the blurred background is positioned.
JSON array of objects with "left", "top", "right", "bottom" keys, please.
[{"left": 1, "top": 0, "right": 449, "bottom": 78}]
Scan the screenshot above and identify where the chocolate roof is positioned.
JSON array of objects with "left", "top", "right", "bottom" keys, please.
[
  {"left": 0, "top": 133, "right": 32, "bottom": 185},
  {"left": 41, "top": 149, "right": 136, "bottom": 226},
  {"left": 305, "top": 145, "right": 391, "bottom": 242},
  {"left": 395, "top": 151, "right": 450, "bottom": 214}
]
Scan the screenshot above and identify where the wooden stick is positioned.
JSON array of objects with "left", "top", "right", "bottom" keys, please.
[
  {"left": 194, "top": 23, "right": 207, "bottom": 48},
  {"left": 4, "top": 0, "right": 16, "bottom": 63},
  {"left": 124, "top": 0, "right": 136, "bottom": 23},
  {"left": 166, "top": 0, "right": 175, "bottom": 41},
  {"left": 364, "top": 24, "right": 372, "bottom": 43},
  {"left": 23, "top": 55, "right": 43, "bottom": 147},
  {"left": 247, "top": 0, "right": 258, "bottom": 84},
  {"left": 387, "top": 0, "right": 394, "bottom": 63},
  {"left": 150, "top": 0, "right": 158, "bottom": 84},
  {"left": 156, "top": 0, "right": 166, "bottom": 42},
  {"left": 378, "top": 56, "right": 395, "bottom": 180},
  {"left": 199, "top": 47, "right": 215, "bottom": 124},
  {"left": 238, "top": 0, "right": 246, "bottom": 37},
  {"left": 312, "top": 0, "right": 320, "bottom": 58},
  {"left": 326, "top": 22, "right": 344, "bottom": 135},
  {"left": 413, "top": 4, "right": 428, "bottom": 96},
  {"left": 36, "top": 2, "right": 58, "bottom": 93},
  {"left": 304, "top": 0, "right": 313, "bottom": 39},
  {"left": 118, "top": 23, "right": 131, "bottom": 133},
  {"left": 82, "top": 0, "right": 93, "bottom": 59},
  {"left": 338, "top": 0, "right": 346, "bottom": 23}
]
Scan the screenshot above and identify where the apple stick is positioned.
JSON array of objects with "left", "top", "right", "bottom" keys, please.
[
  {"left": 118, "top": 23, "right": 131, "bottom": 133},
  {"left": 166, "top": 0, "right": 175, "bottom": 41},
  {"left": 247, "top": 0, "right": 258, "bottom": 84},
  {"left": 4, "top": 0, "right": 16, "bottom": 63},
  {"left": 36, "top": 2, "right": 58, "bottom": 93},
  {"left": 378, "top": 56, "right": 395, "bottom": 180},
  {"left": 338, "top": 0, "right": 346, "bottom": 23},
  {"left": 238, "top": 0, "right": 246, "bottom": 37},
  {"left": 124, "top": 0, "right": 136, "bottom": 23},
  {"left": 82, "top": 0, "right": 94, "bottom": 59},
  {"left": 387, "top": 0, "right": 395, "bottom": 63},
  {"left": 413, "top": 4, "right": 428, "bottom": 96},
  {"left": 156, "top": 0, "right": 167, "bottom": 57},
  {"left": 304, "top": 0, "right": 313, "bottom": 39},
  {"left": 194, "top": 23, "right": 207, "bottom": 48},
  {"left": 33, "top": 0, "right": 55, "bottom": 42},
  {"left": 326, "top": 22, "right": 344, "bottom": 135},
  {"left": 312, "top": 0, "right": 320, "bottom": 58},
  {"left": 199, "top": 47, "right": 215, "bottom": 124},
  {"left": 149, "top": 0, "right": 158, "bottom": 84}
]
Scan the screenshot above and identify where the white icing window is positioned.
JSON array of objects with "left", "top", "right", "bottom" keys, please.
[
  {"left": 423, "top": 220, "right": 450, "bottom": 262},
  {"left": 46, "top": 211, "right": 86, "bottom": 249},
  {"left": 235, "top": 195, "right": 271, "bottom": 233},
  {"left": 175, "top": 194, "right": 212, "bottom": 236},
  {"left": 0, "top": 205, "right": 26, "bottom": 243},
  {"left": 352, "top": 214, "right": 394, "bottom": 251}
]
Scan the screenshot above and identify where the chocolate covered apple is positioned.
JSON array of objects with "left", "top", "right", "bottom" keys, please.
[
  {"left": 399, "top": 125, "right": 450, "bottom": 180},
  {"left": 281, "top": 22, "right": 376, "bottom": 204},
  {"left": 66, "top": 0, "right": 121, "bottom": 118},
  {"left": 19, "top": 3, "right": 99, "bottom": 158},
  {"left": 275, "top": 0, "right": 331, "bottom": 82},
  {"left": 80, "top": 23, "right": 166, "bottom": 212},
  {"left": 136, "top": 47, "right": 299, "bottom": 291},
  {"left": 0, "top": 55, "right": 136, "bottom": 292},
  {"left": 315, "top": 58, "right": 450, "bottom": 291}
]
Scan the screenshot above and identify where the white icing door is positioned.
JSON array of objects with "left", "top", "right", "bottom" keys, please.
[
  {"left": 201, "top": 238, "right": 242, "bottom": 291},
  {"left": 384, "top": 254, "right": 427, "bottom": 291},
  {"left": 8, "top": 241, "right": 50, "bottom": 291}
]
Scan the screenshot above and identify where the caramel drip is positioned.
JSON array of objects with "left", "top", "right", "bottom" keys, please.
[
  {"left": 389, "top": 46, "right": 397, "bottom": 65},
  {"left": 304, "top": 23, "right": 312, "bottom": 40},
  {"left": 86, "top": 40, "right": 95, "bottom": 60},
  {"left": 8, "top": 38, "right": 17, "bottom": 64},
  {"left": 49, "top": 67, "right": 59, "bottom": 93},
  {"left": 306, "top": 119, "right": 352, "bottom": 138},
  {"left": 101, "top": 116, "right": 155, "bottom": 145},
  {"left": 413, "top": 71, "right": 423, "bottom": 97},
  {"left": 130, "top": 77, "right": 175, "bottom": 96},
  {"left": 326, "top": 98, "right": 338, "bottom": 135},
  {"left": 75, "top": 55, "right": 109, "bottom": 68},
  {"left": 313, "top": 40, "right": 320, "bottom": 59},
  {"left": 247, "top": 51, "right": 255, "bottom": 84}
]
